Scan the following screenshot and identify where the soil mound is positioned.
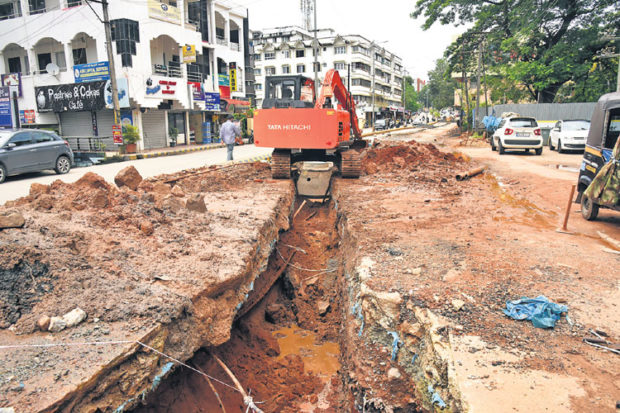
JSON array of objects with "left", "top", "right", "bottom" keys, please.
[{"left": 363, "top": 140, "right": 461, "bottom": 175}]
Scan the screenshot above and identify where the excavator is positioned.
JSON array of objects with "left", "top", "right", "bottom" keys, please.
[{"left": 253, "top": 69, "right": 366, "bottom": 181}]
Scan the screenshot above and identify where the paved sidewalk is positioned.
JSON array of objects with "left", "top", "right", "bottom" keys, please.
[{"left": 106, "top": 142, "right": 227, "bottom": 161}]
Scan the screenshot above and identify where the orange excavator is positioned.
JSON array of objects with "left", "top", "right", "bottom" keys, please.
[{"left": 254, "top": 69, "right": 366, "bottom": 179}]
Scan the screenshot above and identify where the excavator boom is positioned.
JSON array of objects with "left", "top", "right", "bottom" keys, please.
[{"left": 316, "top": 69, "right": 363, "bottom": 140}]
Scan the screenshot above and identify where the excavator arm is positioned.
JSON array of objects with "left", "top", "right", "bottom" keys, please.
[{"left": 316, "top": 69, "right": 363, "bottom": 140}]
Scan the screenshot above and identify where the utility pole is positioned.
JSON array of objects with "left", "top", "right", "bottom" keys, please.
[
  {"left": 101, "top": 0, "right": 121, "bottom": 125},
  {"left": 312, "top": 0, "right": 319, "bottom": 97},
  {"left": 371, "top": 42, "right": 376, "bottom": 131},
  {"left": 475, "top": 45, "right": 482, "bottom": 131}
]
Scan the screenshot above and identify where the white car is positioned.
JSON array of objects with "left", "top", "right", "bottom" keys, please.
[
  {"left": 491, "top": 116, "right": 543, "bottom": 155},
  {"left": 549, "top": 120, "right": 589, "bottom": 153}
]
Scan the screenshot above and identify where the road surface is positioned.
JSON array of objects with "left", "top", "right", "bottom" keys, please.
[{"left": 0, "top": 144, "right": 272, "bottom": 205}]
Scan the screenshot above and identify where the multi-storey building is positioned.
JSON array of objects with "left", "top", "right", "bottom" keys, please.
[
  {"left": 0, "top": 0, "right": 252, "bottom": 150},
  {"left": 252, "top": 26, "right": 405, "bottom": 126}
]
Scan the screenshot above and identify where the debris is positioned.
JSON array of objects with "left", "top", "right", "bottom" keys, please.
[
  {"left": 63, "top": 308, "right": 87, "bottom": 328},
  {"left": 114, "top": 166, "right": 143, "bottom": 190},
  {"left": 36, "top": 315, "right": 51, "bottom": 331},
  {"left": 140, "top": 221, "right": 155, "bottom": 236},
  {"left": 386, "top": 247, "right": 403, "bottom": 256},
  {"left": 597, "top": 231, "right": 620, "bottom": 250},
  {"left": 0, "top": 210, "right": 25, "bottom": 230},
  {"left": 305, "top": 210, "right": 318, "bottom": 221},
  {"left": 171, "top": 185, "right": 185, "bottom": 198},
  {"left": 503, "top": 296, "right": 568, "bottom": 328},
  {"left": 292, "top": 200, "right": 307, "bottom": 221},
  {"left": 411, "top": 353, "right": 418, "bottom": 364},
  {"left": 213, "top": 354, "right": 265, "bottom": 413},
  {"left": 387, "top": 367, "right": 401, "bottom": 380},
  {"left": 427, "top": 384, "right": 447, "bottom": 409},
  {"left": 602, "top": 247, "right": 620, "bottom": 255},
  {"left": 387, "top": 331, "right": 401, "bottom": 361},
  {"left": 451, "top": 299, "right": 465, "bottom": 311},
  {"left": 190, "top": 361, "right": 227, "bottom": 413},
  {"left": 161, "top": 195, "right": 185, "bottom": 214},
  {"left": 47, "top": 316, "right": 67, "bottom": 333},
  {"left": 186, "top": 194, "right": 207, "bottom": 213},
  {"left": 317, "top": 300, "right": 330, "bottom": 316}
]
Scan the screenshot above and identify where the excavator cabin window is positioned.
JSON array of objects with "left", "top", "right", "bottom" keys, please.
[{"left": 262, "top": 75, "right": 315, "bottom": 109}]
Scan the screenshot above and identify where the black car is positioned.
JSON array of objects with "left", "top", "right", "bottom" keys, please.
[{"left": 0, "top": 129, "right": 74, "bottom": 184}]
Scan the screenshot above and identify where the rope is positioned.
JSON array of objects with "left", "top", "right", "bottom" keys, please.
[{"left": 275, "top": 248, "right": 337, "bottom": 273}]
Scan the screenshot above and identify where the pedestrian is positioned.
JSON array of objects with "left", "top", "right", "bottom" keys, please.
[{"left": 220, "top": 115, "right": 241, "bottom": 161}]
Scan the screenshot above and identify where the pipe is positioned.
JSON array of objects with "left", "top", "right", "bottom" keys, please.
[{"left": 455, "top": 166, "right": 486, "bottom": 181}]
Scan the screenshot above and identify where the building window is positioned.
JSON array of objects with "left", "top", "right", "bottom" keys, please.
[
  {"left": 254, "top": 68, "right": 261, "bottom": 76},
  {"left": 67, "top": 0, "right": 83, "bottom": 6},
  {"left": 264, "top": 52, "right": 275, "bottom": 60},
  {"left": 29, "top": 0, "right": 45, "bottom": 15},
  {"left": 7, "top": 57, "right": 21, "bottom": 73},
  {"left": 296, "top": 64, "right": 305, "bottom": 73},
  {"left": 111, "top": 18, "right": 140, "bottom": 68},
  {"left": 283, "top": 50, "right": 290, "bottom": 58},
  {"left": 255, "top": 83, "right": 262, "bottom": 90},
  {"left": 334, "top": 46, "right": 346, "bottom": 54},
  {"left": 265, "top": 67, "right": 276, "bottom": 75},
  {"left": 334, "top": 62, "right": 345, "bottom": 71},
  {"left": 72, "top": 48, "right": 87, "bottom": 65},
  {"left": 37, "top": 53, "right": 51, "bottom": 73},
  {"left": 0, "top": 1, "right": 21, "bottom": 19},
  {"left": 282, "top": 65, "right": 290, "bottom": 74},
  {"left": 296, "top": 49, "right": 305, "bottom": 58},
  {"left": 312, "top": 62, "right": 320, "bottom": 72},
  {"left": 253, "top": 53, "right": 261, "bottom": 61}
]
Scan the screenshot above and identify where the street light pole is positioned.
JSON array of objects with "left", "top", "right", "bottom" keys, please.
[
  {"left": 371, "top": 42, "right": 376, "bottom": 131},
  {"left": 101, "top": 0, "right": 121, "bottom": 125},
  {"left": 313, "top": 0, "right": 319, "bottom": 96}
]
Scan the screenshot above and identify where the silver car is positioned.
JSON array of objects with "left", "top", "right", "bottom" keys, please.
[{"left": 0, "top": 129, "right": 74, "bottom": 184}]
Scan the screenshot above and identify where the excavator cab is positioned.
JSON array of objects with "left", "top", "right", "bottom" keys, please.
[{"left": 262, "top": 76, "right": 315, "bottom": 109}]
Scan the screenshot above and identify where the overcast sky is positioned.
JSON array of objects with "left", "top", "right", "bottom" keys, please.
[{"left": 230, "top": 0, "right": 466, "bottom": 80}]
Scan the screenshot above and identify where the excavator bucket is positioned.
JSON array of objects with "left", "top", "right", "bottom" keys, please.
[{"left": 296, "top": 162, "right": 334, "bottom": 198}]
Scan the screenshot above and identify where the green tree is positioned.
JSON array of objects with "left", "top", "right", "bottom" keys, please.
[
  {"left": 425, "top": 58, "right": 458, "bottom": 108},
  {"left": 404, "top": 76, "right": 421, "bottom": 112},
  {"left": 412, "top": 0, "right": 619, "bottom": 103}
]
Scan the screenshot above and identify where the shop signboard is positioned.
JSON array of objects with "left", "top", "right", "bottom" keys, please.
[
  {"left": 0, "top": 87, "right": 12, "bottom": 128},
  {"left": 19, "top": 109, "right": 35, "bottom": 124},
  {"left": 204, "top": 92, "right": 220, "bottom": 111},
  {"left": 1, "top": 73, "right": 22, "bottom": 97},
  {"left": 182, "top": 45, "right": 196, "bottom": 63},
  {"left": 218, "top": 74, "right": 230, "bottom": 99},
  {"left": 148, "top": 0, "right": 180, "bottom": 25},
  {"left": 112, "top": 124, "right": 123, "bottom": 144},
  {"left": 188, "top": 81, "right": 203, "bottom": 101},
  {"left": 229, "top": 62, "right": 237, "bottom": 92},
  {"left": 73, "top": 61, "right": 110, "bottom": 83},
  {"left": 36, "top": 79, "right": 129, "bottom": 113},
  {"left": 105, "top": 78, "right": 130, "bottom": 108}
]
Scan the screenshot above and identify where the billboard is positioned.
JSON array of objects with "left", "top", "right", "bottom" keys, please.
[
  {"left": 1, "top": 73, "right": 22, "bottom": 97},
  {"left": 148, "top": 0, "right": 180, "bottom": 25},
  {"left": 182, "top": 45, "right": 196, "bottom": 63},
  {"left": 35, "top": 79, "right": 129, "bottom": 113},
  {"left": 74, "top": 61, "right": 110, "bottom": 83}
]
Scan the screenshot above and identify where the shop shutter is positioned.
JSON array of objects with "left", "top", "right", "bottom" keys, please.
[
  {"left": 142, "top": 110, "right": 167, "bottom": 149},
  {"left": 59, "top": 111, "right": 93, "bottom": 138}
]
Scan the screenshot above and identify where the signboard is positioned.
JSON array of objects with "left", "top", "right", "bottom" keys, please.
[
  {"left": 229, "top": 69, "right": 238, "bottom": 92},
  {"left": 148, "top": 0, "right": 181, "bottom": 25},
  {"left": 1, "top": 73, "right": 22, "bottom": 97},
  {"left": 0, "top": 87, "right": 12, "bottom": 128},
  {"left": 188, "top": 81, "right": 203, "bottom": 101},
  {"left": 218, "top": 74, "right": 229, "bottom": 87},
  {"left": 204, "top": 92, "right": 221, "bottom": 111},
  {"left": 74, "top": 61, "right": 110, "bottom": 83},
  {"left": 145, "top": 77, "right": 177, "bottom": 98},
  {"left": 19, "top": 110, "right": 35, "bottom": 124},
  {"left": 112, "top": 124, "right": 123, "bottom": 144},
  {"left": 182, "top": 45, "right": 196, "bottom": 63},
  {"left": 105, "top": 78, "right": 130, "bottom": 108},
  {"left": 120, "top": 110, "right": 133, "bottom": 127}
]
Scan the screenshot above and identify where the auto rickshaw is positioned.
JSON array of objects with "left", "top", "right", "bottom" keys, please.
[{"left": 576, "top": 92, "right": 620, "bottom": 220}]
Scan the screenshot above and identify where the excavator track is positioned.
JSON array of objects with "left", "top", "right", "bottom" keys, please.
[
  {"left": 271, "top": 150, "right": 291, "bottom": 179},
  {"left": 340, "top": 150, "right": 362, "bottom": 178}
]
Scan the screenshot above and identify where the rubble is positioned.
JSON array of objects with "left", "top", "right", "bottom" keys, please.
[
  {"left": 114, "top": 166, "right": 143, "bottom": 190},
  {"left": 0, "top": 210, "right": 25, "bottom": 229}
]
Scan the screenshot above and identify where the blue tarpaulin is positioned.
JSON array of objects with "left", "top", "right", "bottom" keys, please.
[{"left": 503, "top": 295, "right": 568, "bottom": 328}]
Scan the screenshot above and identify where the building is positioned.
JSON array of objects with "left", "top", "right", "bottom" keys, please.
[
  {"left": 0, "top": 0, "right": 252, "bottom": 150},
  {"left": 251, "top": 26, "right": 405, "bottom": 126}
]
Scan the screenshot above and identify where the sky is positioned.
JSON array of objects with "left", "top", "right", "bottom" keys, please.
[{"left": 228, "top": 0, "right": 467, "bottom": 80}]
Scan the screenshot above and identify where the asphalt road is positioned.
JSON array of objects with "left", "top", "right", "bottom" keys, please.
[{"left": 0, "top": 144, "right": 272, "bottom": 205}]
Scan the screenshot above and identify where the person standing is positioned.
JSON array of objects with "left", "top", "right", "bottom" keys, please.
[{"left": 220, "top": 115, "right": 241, "bottom": 161}]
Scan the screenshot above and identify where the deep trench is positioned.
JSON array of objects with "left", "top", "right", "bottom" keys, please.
[{"left": 133, "top": 197, "right": 351, "bottom": 412}]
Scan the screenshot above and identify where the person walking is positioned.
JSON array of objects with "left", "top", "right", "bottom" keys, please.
[{"left": 220, "top": 115, "right": 241, "bottom": 161}]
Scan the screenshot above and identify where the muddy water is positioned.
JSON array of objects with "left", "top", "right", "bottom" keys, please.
[{"left": 133, "top": 199, "right": 347, "bottom": 412}]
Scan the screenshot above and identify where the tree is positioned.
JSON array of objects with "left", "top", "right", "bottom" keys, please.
[
  {"left": 425, "top": 58, "right": 458, "bottom": 108},
  {"left": 403, "top": 76, "right": 421, "bottom": 112},
  {"left": 412, "top": 0, "right": 619, "bottom": 103}
]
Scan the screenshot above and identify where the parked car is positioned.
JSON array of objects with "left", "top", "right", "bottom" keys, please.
[
  {"left": 491, "top": 116, "right": 543, "bottom": 155},
  {"left": 0, "top": 129, "right": 74, "bottom": 184},
  {"left": 549, "top": 120, "right": 590, "bottom": 153},
  {"left": 374, "top": 119, "right": 387, "bottom": 131}
]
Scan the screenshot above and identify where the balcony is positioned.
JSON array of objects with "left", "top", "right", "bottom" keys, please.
[
  {"left": 216, "top": 36, "right": 228, "bottom": 46},
  {"left": 153, "top": 62, "right": 181, "bottom": 78},
  {"left": 230, "top": 42, "right": 240, "bottom": 51},
  {"left": 0, "top": 0, "right": 22, "bottom": 20}
]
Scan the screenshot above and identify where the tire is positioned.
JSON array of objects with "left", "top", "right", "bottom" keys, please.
[
  {"left": 525, "top": 149, "right": 530, "bottom": 153},
  {"left": 498, "top": 139, "right": 505, "bottom": 155},
  {"left": 549, "top": 138, "right": 555, "bottom": 151},
  {"left": 491, "top": 136, "right": 497, "bottom": 151},
  {"left": 558, "top": 140, "right": 564, "bottom": 154},
  {"left": 55, "top": 155, "right": 71, "bottom": 175},
  {"left": 0, "top": 163, "right": 6, "bottom": 184},
  {"left": 535, "top": 147, "right": 543, "bottom": 155},
  {"left": 581, "top": 194, "right": 599, "bottom": 221}
]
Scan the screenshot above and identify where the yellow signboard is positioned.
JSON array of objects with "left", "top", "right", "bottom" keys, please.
[
  {"left": 148, "top": 0, "right": 181, "bottom": 25},
  {"left": 182, "top": 45, "right": 196, "bottom": 63},
  {"left": 230, "top": 69, "right": 238, "bottom": 92}
]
